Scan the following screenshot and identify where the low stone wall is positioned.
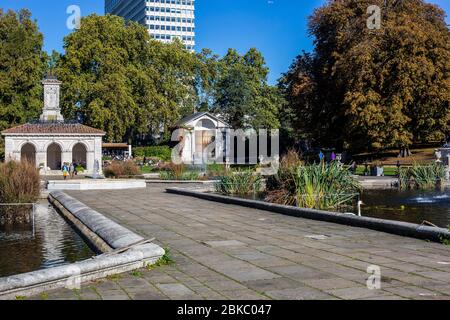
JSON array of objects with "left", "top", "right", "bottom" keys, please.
[
  {"left": 0, "top": 191, "right": 164, "bottom": 300},
  {"left": 166, "top": 188, "right": 450, "bottom": 243},
  {"left": 355, "top": 176, "right": 399, "bottom": 189}
]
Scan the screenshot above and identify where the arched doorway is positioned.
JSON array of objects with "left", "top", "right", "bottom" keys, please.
[
  {"left": 47, "top": 143, "right": 62, "bottom": 170},
  {"left": 194, "top": 119, "right": 216, "bottom": 163},
  {"left": 21, "top": 143, "right": 36, "bottom": 166},
  {"left": 72, "top": 143, "right": 87, "bottom": 169}
]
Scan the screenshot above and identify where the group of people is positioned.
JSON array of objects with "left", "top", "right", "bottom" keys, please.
[
  {"left": 318, "top": 150, "right": 337, "bottom": 163},
  {"left": 61, "top": 162, "right": 79, "bottom": 180}
]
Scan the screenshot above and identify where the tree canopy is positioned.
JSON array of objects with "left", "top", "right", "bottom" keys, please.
[
  {"left": 280, "top": 0, "right": 450, "bottom": 152},
  {"left": 1, "top": 10, "right": 284, "bottom": 152},
  {"left": 198, "top": 48, "right": 282, "bottom": 129},
  {"left": 0, "top": 9, "right": 47, "bottom": 158},
  {"left": 56, "top": 14, "right": 199, "bottom": 143}
]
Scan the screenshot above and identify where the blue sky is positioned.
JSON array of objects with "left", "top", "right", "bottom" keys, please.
[{"left": 0, "top": 0, "right": 448, "bottom": 84}]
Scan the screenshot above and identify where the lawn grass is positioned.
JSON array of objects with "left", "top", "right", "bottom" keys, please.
[
  {"left": 353, "top": 145, "right": 438, "bottom": 165},
  {"left": 140, "top": 166, "right": 157, "bottom": 174}
]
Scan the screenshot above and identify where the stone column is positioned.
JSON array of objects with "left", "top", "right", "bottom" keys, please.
[
  {"left": 86, "top": 150, "right": 95, "bottom": 174},
  {"left": 36, "top": 151, "right": 46, "bottom": 170},
  {"left": 93, "top": 137, "right": 103, "bottom": 174},
  {"left": 61, "top": 147, "right": 72, "bottom": 167},
  {"left": 11, "top": 151, "right": 20, "bottom": 162},
  {"left": 4, "top": 138, "right": 18, "bottom": 161}
]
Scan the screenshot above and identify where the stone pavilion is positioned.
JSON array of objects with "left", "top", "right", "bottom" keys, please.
[{"left": 1, "top": 76, "right": 105, "bottom": 175}]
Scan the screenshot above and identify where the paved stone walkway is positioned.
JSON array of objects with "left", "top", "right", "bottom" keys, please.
[{"left": 31, "top": 185, "right": 450, "bottom": 300}]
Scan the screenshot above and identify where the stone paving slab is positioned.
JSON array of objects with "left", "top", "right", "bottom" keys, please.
[{"left": 28, "top": 184, "right": 450, "bottom": 300}]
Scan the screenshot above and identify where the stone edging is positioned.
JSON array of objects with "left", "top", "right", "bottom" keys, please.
[
  {"left": 166, "top": 188, "right": 450, "bottom": 243},
  {"left": 0, "top": 191, "right": 164, "bottom": 300},
  {"left": 146, "top": 180, "right": 216, "bottom": 184}
]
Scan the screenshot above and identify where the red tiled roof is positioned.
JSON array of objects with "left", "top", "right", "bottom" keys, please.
[{"left": 1, "top": 123, "right": 105, "bottom": 135}]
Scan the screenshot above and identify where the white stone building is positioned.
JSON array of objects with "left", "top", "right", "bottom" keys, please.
[
  {"left": 105, "top": 0, "right": 195, "bottom": 51},
  {"left": 1, "top": 77, "right": 105, "bottom": 175},
  {"left": 174, "top": 112, "right": 230, "bottom": 165}
]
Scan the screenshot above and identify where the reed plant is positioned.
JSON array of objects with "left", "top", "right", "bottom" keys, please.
[
  {"left": 291, "top": 163, "right": 360, "bottom": 210},
  {"left": 159, "top": 163, "right": 200, "bottom": 181},
  {"left": 399, "top": 163, "right": 445, "bottom": 190},
  {"left": 0, "top": 161, "right": 40, "bottom": 224},
  {"left": 266, "top": 151, "right": 361, "bottom": 210},
  {"left": 214, "top": 170, "right": 262, "bottom": 197}
]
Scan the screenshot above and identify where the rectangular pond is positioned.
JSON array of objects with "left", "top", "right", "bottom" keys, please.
[{"left": 0, "top": 201, "right": 95, "bottom": 278}]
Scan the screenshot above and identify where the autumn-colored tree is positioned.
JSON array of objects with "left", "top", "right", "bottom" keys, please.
[
  {"left": 0, "top": 9, "right": 47, "bottom": 159},
  {"left": 280, "top": 0, "right": 450, "bottom": 153}
]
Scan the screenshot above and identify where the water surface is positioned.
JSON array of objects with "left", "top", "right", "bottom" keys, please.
[
  {"left": 0, "top": 201, "right": 95, "bottom": 278},
  {"left": 361, "top": 189, "right": 450, "bottom": 228}
]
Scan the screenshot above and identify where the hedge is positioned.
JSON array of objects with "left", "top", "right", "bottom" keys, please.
[{"left": 133, "top": 146, "right": 172, "bottom": 161}]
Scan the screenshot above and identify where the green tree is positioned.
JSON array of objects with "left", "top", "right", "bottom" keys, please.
[
  {"left": 280, "top": 0, "right": 450, "bottom": 153},
  {"left": 57, "top": 14, "right": 199, "bottom": 143},
  {"left": 195, "top": 48, "right": 220, "bottom": 113},
  {"left": 212, "top": 48, "right": 282, "bottom": 129},
  {"left": 0, "top": 9, "right": 47, "bottom": 158}
]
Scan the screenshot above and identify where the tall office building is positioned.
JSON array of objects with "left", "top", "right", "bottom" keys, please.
[{"left": 105, "top": 0, "right": 195, "bottom": 51}]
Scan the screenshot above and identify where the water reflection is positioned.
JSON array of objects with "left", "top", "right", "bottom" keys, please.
[{"left": 0, "top": 201, "right": 94, "bottom": 278}]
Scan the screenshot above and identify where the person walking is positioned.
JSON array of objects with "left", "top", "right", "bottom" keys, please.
[
  {"left": 62, "top": 163, "right": 69, "bottom": 180},
  {"left": 331, "top": 152, "right": 336, "bottom": 161},
  {"left": 73, "top": 162, "right": 78, "bottom": 176},
  {"left": 69, "top": 162, "right": 75, "bottom": 178},
  {"left": 319, "top": 150, "right": 324, "bottom": 162}
]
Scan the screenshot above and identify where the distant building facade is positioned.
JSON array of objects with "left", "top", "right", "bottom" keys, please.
[{"left": 105, "top": 0, "right": 195, "bottom": 51}]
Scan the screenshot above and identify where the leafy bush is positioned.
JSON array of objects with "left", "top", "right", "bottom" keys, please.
[
  {"left": 104, "top": 161, "right": 141, "bottom": 178},
  {"left": 215, "top": 170, "right": 263, "bottom": 197},
  {"left": 75, "top": 165, "right": 85, "bottom": 173},
  {"left": 133, "top": 146, "right": 172, "bottom": 161},
  {"left": 0, "top": 161, "right": 40, "bottom": 224}
]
